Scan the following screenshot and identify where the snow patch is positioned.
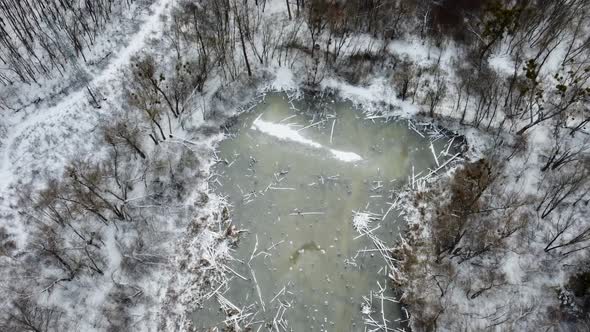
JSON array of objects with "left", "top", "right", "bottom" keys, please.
[
  {"left": 270, "top": 67, "right": 297, "bottom": 91},
  {"left": 502, "top": 252, "right": 524, "bottom": 284},
  {"left": 322, "top": 77, "right": 420, "bottom": 118},
  {"left": 387, "top": 38, "right": 456, "bottom": 67},
  {"left": 388, "top": 39, "right": 431, "bottom": 62},
  {"left": 488, "top": 54, "right": 515, "bottom": 75},
  {"left": 330, "top": 150, "right": 363, "bottom": 162},
  {"left": 251, "top": 117, "right": 362, "bottom": 162},
  {"left": 252, "top": 117, "right": 322, "bottom": 148}
]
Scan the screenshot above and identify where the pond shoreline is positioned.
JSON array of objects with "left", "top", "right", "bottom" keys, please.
[{"left": 192, "top": 86, "right": 470, "bottom": 330}]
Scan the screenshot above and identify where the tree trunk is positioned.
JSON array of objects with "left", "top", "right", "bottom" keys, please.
[{"left": 236, "top": 10, "right": 252, "bottom": 77}]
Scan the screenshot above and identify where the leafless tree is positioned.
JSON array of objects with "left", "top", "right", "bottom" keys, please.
[
  {"left": 536, "top": 158, "right": 590, "bottom": 219},
  {"left": 516, "top": 59, "right": 590, "bottom": 135},
  {"left": 104, "top": 121, "right": 147, "bottom": 160},
  {"left": 0, "top": 298, "right": 64, "bottom": 332},
  {"left": 544, "top": 209, "right": 590, "bottom": 256},
  {"left": 0, "top": 0, "right": 127, "bottom": 83},
  {"left": 393, "top": 56, "right": 417, "bottom": 101},
  {"left": 541, "top": 125, "right": 590, "bottom": 172},
  {"left": 423, "top": 62, "right": 447, "bottom": 117}
]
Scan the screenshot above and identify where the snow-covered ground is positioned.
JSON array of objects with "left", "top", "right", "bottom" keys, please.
[
  {"left": 1, "top": 0, "right": 589, "bottom": 330},
  {"left": 0, "top": 0, "right": 171, "bottom": 192},
  {"left": 0, "top": 0, "right": 186, "bottom": 329}
]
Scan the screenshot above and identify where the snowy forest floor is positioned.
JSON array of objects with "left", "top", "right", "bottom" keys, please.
[{"left": 0, "top": 0, "right": 589, "bottom": 331}]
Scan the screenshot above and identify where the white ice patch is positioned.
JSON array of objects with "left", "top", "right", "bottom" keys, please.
[
  {"left": 252, "top": 117, "right": 322, "bottom": 148},
  {"left": 252, "top": 118, "right": 362, "bottom": 162},
  {"left": 329, "top": 149, "right": 362, "bottom": 162}
]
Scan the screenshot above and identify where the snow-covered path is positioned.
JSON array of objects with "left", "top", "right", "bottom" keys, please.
[{"left": 0, "top": 0, "right": 173, "bottom": 193}]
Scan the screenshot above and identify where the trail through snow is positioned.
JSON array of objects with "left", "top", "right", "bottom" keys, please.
[{"left": 0, "top": 0, "right": 172, "bottom": 193}]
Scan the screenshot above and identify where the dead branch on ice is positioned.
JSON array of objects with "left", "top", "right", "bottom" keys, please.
[
  {"left": 279, "top": 114, "right": 297, "bottom": 123},
  {"left": 288, "top": 211, "right": 325, "bottom": 216},
  {"left": 351, "top": 211, "right": 399, "bottom": 277},
  {"left": 270, "top": 286, "right": 286, "bottom": 303},
  {"left": 378, "top": 281, "right": 388, "bottom": 331},
  {"left": 430, "top": 142, "right": 440, "bottom": 167},
  {"left": 412, "top": 165, "right": 416, "bottom": 189},
  {"left": 204, "top": 278, "right": 231, "bottom": 301},
  {"left": 217, "top": 293, "right": 240, "bottom": 314},
  {"left": 330, "top": 119, "right": 336, "bottom": 144},
  {"left": 249, "top": 234, "right": 259, "bottom": 263},
  {"left": 248, "top": 235, "right": 265, "bottom": 312},
  {"left": 268, "top": 186, "right": 296, "bottom": 190},
  {"left": 408, "top": 120, "right": 425, "bottom": 138},
  {"left": 361, "top": 281, "right": 404, "bottom": 332},
  {"left": 224, "top": 265, "right": 249, "bottom": 281},
  {"left": 352, "top": 210, "right": 382, "bottom": 232},
  {"left": 445, "top": 136, "right": 455, "bottom": 155},
  {"left": 272, "top": 299, "right": 292, "bottom": 332},
  {"left": 382, "top": 197, "right": 401, "bottom": 221},
  {"left": 266, "top": 239, "right": 285, "bottom": 251},
  {"left": 249, "top": 265, "right": 265, "bottom": 312},
  {"left": 353, "top": 224, "right": 381, "bottom": 240},
  {"left": 218, "top": 294, "right": 258, "bottom": 331},
  {"left": 417, "top": 152, "right": 461, "bottom": 183},
  {"left": 297, "top": 119, "right": 325, "bottom": 131}
]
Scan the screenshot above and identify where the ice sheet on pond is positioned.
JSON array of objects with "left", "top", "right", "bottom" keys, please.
[{"left": 195, "top": 92, "right": 458, "bottom": 331}]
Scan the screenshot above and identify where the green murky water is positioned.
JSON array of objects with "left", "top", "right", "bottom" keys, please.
[{"left": 195, "top": 92, "right": 456, "bottom": 331}]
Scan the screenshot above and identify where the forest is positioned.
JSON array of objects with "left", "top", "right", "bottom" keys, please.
[{"left": 0, "top": 0, "right": 589, "bottom": 331}]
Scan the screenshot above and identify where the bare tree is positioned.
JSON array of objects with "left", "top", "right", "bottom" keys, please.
[
  {"left": 517, "top": 59, "right": 590, "bottom": 135},
  {"left": 234, "top": 0, "right": 253, "bottom": 77},
  {"left": 424, "top": 66, "right": 447, "bottom": 118},
  {"left": 0, "top": 0, "right": 127, "bottom": 83},
  {"left": 536, "top": 159, "right": 589, "bottom": 219},
  {"left": 545, "top": 209, "right": 590, "bottom": 256},
  {"left": 0, "top": 298, "right": 64, "bottom": 332},
  {"left": 104, "top": 121, "right": 147, "bottom": 160},
  {"left": 306, "top": 0, "right": 328, "bottom": 59},
  {"left": 393, "top": 56, "right": 417, "bottom": 101},
  {"left": 541, "top": 125, "right": 590, "bottom": 172}
]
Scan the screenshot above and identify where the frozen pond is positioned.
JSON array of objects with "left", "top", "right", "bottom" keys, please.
[{"left": 195, "top": 92, "right": 458, "bottom": 331}]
